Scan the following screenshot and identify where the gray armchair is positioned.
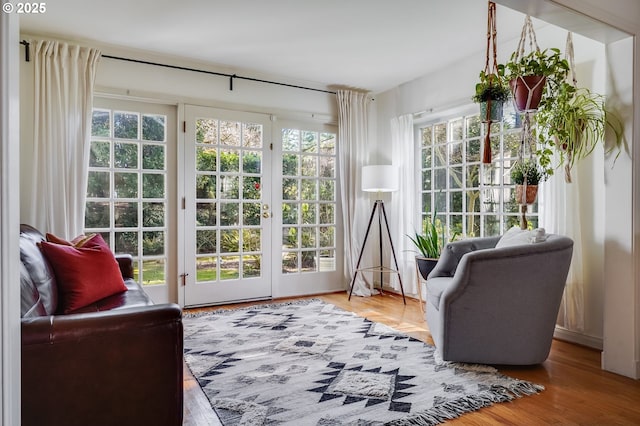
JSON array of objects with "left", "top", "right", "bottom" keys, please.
[{"left": 425, "top": 232, "right": 573, "bottom": 365}]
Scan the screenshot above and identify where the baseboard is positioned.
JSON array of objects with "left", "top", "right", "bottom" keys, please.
[{"left": 553, "top": 326, "right": 603, "bottom": 350}]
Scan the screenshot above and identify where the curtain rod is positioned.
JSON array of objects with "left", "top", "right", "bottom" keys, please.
[{"left": 101, "top": 54, "right": 337, "bottom": 95}]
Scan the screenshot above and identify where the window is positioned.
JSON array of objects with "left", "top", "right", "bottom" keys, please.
[
  {"left": 85, "top": 108, "right": 168, "bottom": 285},
  {"left": 418, "top": 104, "right": 537, "bottom": 238},
  {"left": 281, "top": 128, "right": 337, "bottom": 273}
]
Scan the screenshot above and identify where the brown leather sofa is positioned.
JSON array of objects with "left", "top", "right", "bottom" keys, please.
[{"left": 20, "top": 224, "right": 183, "bottom": 426}]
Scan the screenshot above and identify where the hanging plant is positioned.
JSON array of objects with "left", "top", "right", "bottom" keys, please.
[
  {"left": 473, "top": 1, "right": 506, "bottom": 164},
  {"left": 534, "top": 33, "right": 624, "bottom": 182},
  {"left": 472, "top": 69, "right": 511, "bottom": 122},
  {"left": 504, "top": 16, "right": 570, "bottom": 112}
]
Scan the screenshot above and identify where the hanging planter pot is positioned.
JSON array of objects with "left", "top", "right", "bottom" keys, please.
[
  {"left": 479, "top": 99, "right": 504, "bottom": 123},
  {"left": 509, "top": 75, "right": 546, "bottom": 112},
  {"left": 515, "top": 184, "right": 538, "bottom": 205}
]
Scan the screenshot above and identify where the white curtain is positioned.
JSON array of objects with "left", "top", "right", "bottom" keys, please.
[
  {"left": 337, "top": 89, "right": 374, "bottom": 296},
  {"left": 30, "top": 40, "right": 101, "bottom": 237},
  {"left": 540, "top": 163, "right": 585, "bottom": 332},
  {"left": 389, "top": 114, "right": 418, "bottom": 296}
]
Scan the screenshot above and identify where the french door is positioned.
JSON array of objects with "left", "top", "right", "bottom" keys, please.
[{"left": 183, "top": 106, "right": 273, "bottom": 306}]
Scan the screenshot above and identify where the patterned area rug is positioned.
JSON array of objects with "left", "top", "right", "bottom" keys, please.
[{"left": 183, "top": 299, "right": 543, "bottom": 425}]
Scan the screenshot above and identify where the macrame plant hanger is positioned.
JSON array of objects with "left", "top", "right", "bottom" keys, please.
[
  {"left": 562, "top": 32, "right": 577, "bottom": 183},
  {"left": 482, "top": 1, "right": 499, "bottom": 164},
  {"left": 512, "top": 16, "right": 545, "bottom": 112},
  {"left": 512, "top": 16, "right": 543, "bottom": 229}
]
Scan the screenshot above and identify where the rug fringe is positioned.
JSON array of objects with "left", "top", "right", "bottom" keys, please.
[
  {"left": 384, "top": 381, "right": 544, "bottom": 426},
  {"left": 183, "top": 298, "right": 323, "bottom": 318}
]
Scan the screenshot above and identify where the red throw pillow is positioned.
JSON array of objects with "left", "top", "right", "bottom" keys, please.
[
  {"left": 39, "top": 242, "right": 127, "bottom": 313},
  {"left": 46, "top": 232, "right": 108, "bottom": 250}
]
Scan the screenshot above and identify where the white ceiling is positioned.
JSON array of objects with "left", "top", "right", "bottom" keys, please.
[{"left": 20, "top": 0, "right": 533, "bottom": 93}]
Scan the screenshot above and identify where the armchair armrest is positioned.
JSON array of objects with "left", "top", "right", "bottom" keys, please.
[
  {"left": 21, "top": 304, "right": 183, "bottom": 426},
  {"left": 429, "top": 236, "right": 500, "bottom": 278}
]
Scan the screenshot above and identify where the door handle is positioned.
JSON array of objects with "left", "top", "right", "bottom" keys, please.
[{"left": 262, "top": 211, "right": 272, "bottom": 218}]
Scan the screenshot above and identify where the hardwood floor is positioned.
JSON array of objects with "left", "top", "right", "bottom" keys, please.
[{"left": 183, "top": 292, "right": 640, "bottom": 425}]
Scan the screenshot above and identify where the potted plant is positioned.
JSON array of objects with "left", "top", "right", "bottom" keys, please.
[
  {"left": 510, "top": 158, "right": 545, "bottom": 204},
  {"left": 504, "top": 47, "right": 570, "bottom": 112},
  {"left": 407, "top": 212, "right": 456, "bottom": 280},
  {"left": 534, "top": 83, "right": 623, "bottom": 183},
  {"left": 472, "top": 69, "right": 511, "bottom": 122}
]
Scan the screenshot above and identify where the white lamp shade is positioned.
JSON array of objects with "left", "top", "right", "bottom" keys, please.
[{"left": 362, "top": 165, "right": 399, "bottom": 192}]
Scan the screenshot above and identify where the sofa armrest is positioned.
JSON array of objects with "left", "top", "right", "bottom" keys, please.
[
  {"left": 429, "top": 236, "right": 500, "bottom": 278},
  {"left": 21, "top": 304, "right": 183, "bottom": 426},
  {"left": 114, "top": 253, "right": 134, "bottom": 279}
]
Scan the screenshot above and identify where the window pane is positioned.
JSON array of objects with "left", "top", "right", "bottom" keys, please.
[
  {"left": 243, "top": 151, "right": 261, "bottom": 174},
  {"left": 220, "top": 149, "right": 240, "bottom": 172},
  {"left": 196, "top": 203, "right": 216, "bottom": 226},
  {"left": 143, "top": 145, "right": 165, "bottom": 170},
  {"left": 301, "top": 202, "right": 316, "bottom": 224},
  {"left": 115, "top": 202, "right": 138, "bottom": 227},
  {"left": 196, "top": 119, "right": 218, "bottom": 144},
  {"left": 142, "top": 115, "right": 165, "bottom": 142},
  {"left": 90, "top": 141, "right": 110, "bottom": 167},
  {"left": 283, "top": 154, "right": 299, "bottom": 176},
  {"left": 282, "top": 227, "right": 298, "bottom": 249},
  {"left": 115, "top": 231, "right": 138, "bottom": 254},
  {"left": 85, "top": 201, "right": 110, "bottom": 228},
  {"left": 282, "top": 129, "right": 300, "bottom": 151},
  {"left": 143, "top": 202, "right": 165, "bottom": 227},
  {"left": 243, "top": 255, "right": 261, "bottom": 278},
  {"left": 114, "top": 112, "right": 139, "bottom": 139},
  {"left": 143, "top": 231, "right": 164, "bottom": 255},
  {"left": 114, "top": 173, "right": 138, "bottom": 198},
  {"left": 196, "top": 175, "right": 216, "bottom": 199},
  {"left": 142, "top": 259, "right": 165, "bottom": 285},
  {"left": 220, "top": 121, "right": 241, "bottom": 146},
  {"left": 220, "top": 230, "right": 239, "bottom": 253},
  {"left": 243, "top": 229, "right": 261, "bottom": 252},
  {"left": 197, "top": 230, "right": 216, "bottom": 254},
  {"left": 242, "top": 123, "right": 262, "bottom": 148},
  {"left": 219, "top": 203, "right": 239, "bottom": 226},
  {"left": 220, "top": 176, "right": 239, "bottom": 199},
  {"left": 92, "top": 110, "right": 110, "bottom": 137},
  {"left": 243, "top": 203, "right": 260, "bottom": 226},
  {"left": 143, "top": 174, "right": 164, "bottom": 198},
  {"left": 196, "top": 257, "right": 217, "bottom": 282},
  {"left": 87, "top": 171, "right": 110, "bottom": 198},
  {"left": 302, "top": 131, "right": 318, "bottom": 153},
  {"left": 319, "top": 133, "right": 336, "bottom": 154},
  {"left": 196, "top": 147, "right": 217, "bottom": 171},
  {"left": 114, "top": 142, "right": 138, "bottom": 169},
  {"left": 242, "top": 176, "right": 261, "bottom": 200}
]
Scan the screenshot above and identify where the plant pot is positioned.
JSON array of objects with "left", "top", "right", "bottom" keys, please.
[
  {"left": 509, "top": 76, "right": 546, "bottom": 111},
  {"left": 415, "top": 256, "right": 438, "bottom": 280},
  {"left": 515, "top": 184, "right": 538, "bottom": 205},
  {"left": 479, "top": 100, "right": 504, "bottom": 123}
]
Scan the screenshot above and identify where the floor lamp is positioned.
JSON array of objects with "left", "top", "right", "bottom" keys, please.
[{"left": 348, "top": 165, "right": 406, "bottom": 304}]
